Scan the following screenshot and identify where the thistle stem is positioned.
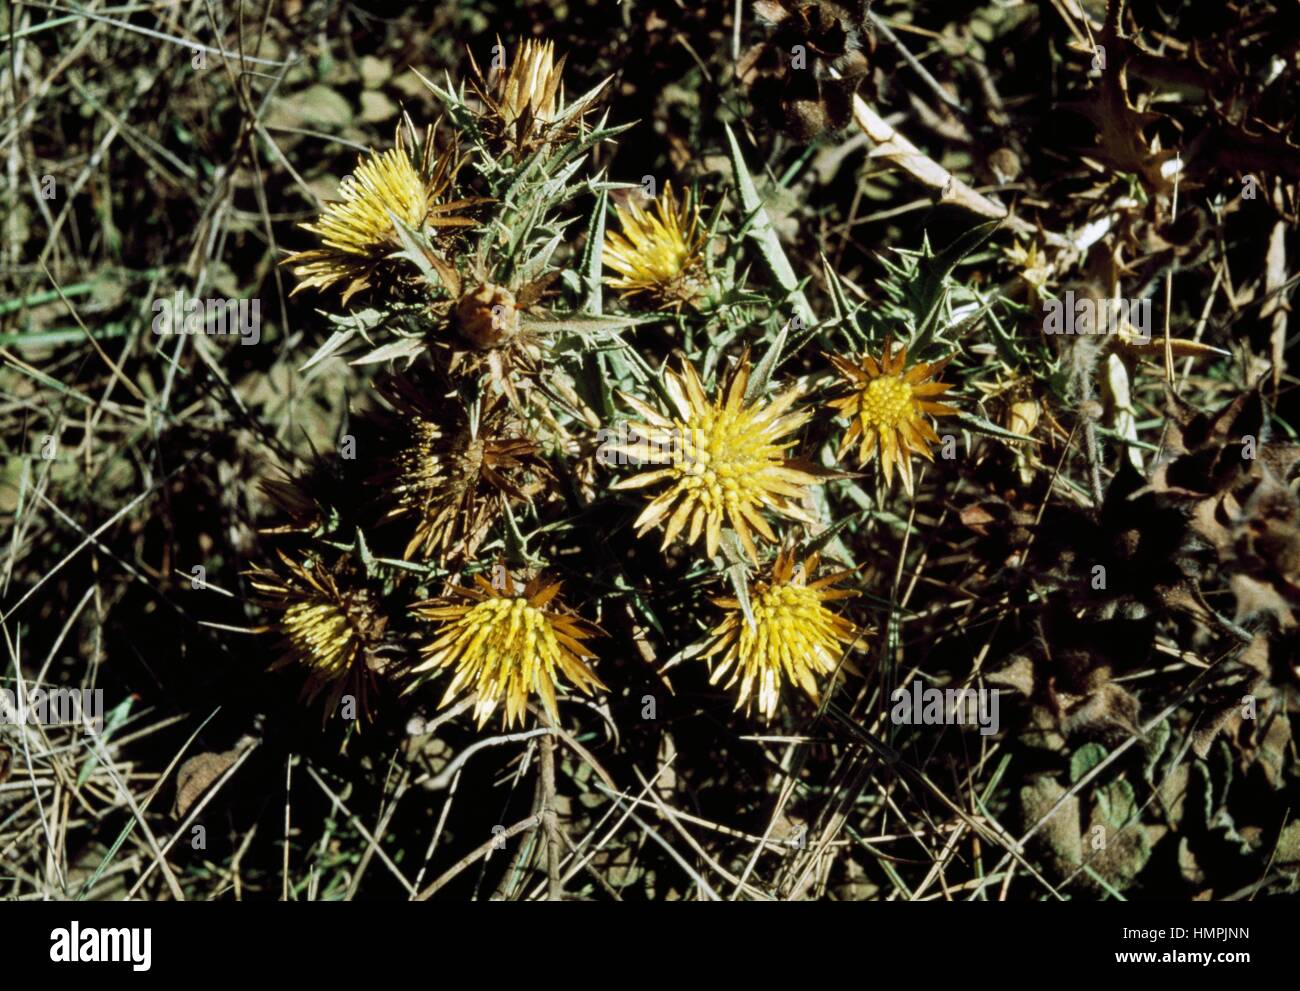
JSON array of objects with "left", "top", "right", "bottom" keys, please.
[{"left": 540, "top": 730, "right": 563, "bottom": 901}]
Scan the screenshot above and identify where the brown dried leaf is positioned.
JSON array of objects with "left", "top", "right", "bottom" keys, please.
[
  {"left": 172, "top": 739, "right": 255, "bottom": 819},
  {"left": 988, "top": 656, "right": 1036, "bottom": 698}
]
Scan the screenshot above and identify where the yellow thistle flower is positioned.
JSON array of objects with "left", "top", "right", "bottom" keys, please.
[
  {"left": 374, "top": 376, "right": 550, "bottom": 564},
  {"left": 248, "top": 553, "right": 390, "bottom": 723},
  {"left": 603, "top": 182, "right": 707, "bottom": 309},
  {"left": 283, "top": 127, "right": 481, "bottom": 304},
  {"left": 826, "top": 339, "right": 958, "bottom": 495},
  {"left": 609, "top": 354, "right": 826, "bottom": 564},
  {"left": 410, "top": 571, "right": 605, "bottom": 729},
  {"left": 701, "top": 548, "right": 860, "bottom": 719}
]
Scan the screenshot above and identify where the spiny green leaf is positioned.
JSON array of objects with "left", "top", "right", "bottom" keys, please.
[{"left": 724, "top": 123, "right": 814, "bottom": 327}]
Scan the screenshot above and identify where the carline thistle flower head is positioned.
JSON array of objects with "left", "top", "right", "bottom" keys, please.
[
  {"left": 826, "top": 338, "right": 957, "bottom": 494},
  {"left": 610, "top": 353, "right": 828, "bottom": 564},
  {"left": 702, "top": 547, "right": 861, "bottom": 719},
  {"left": 374, "top": 376, "right": 548, "bottom": 565},
  {"left": 248, "top": 552, "right": 390, "bottom": 723},
  {"left": 410, "top": 570, "right": 605, "bottom": 729},
  {"left": 282, "top": 125, "right": 481, "bottom": 304},
  {"left": 603, "top": 182, "right": 707, "bottom": 310}
]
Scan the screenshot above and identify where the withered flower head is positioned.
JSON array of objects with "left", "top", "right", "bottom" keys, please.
[
  {"left": 610, "top": 353, "right": 828, "bottom": 563},
  {"left": 742, "top": 1, "right": 871, "bottom": 140},
  {"left": 456, "top": 283, "right": 522, "bottom": 349},
  {"left": 256, "top": 457, "right": 358, "bottom": 539},
  {"left": 493, "top": 38, "right": 562, "bottom": 127},
  {"left": 467, "top": 37, "right": 597, "bottom": 153},
  {"left": 603, "top": 182, "right": 707, "bottom": 310},
  {"left": 282, "top": 125, "right": 483, "bottom": 304},
  {"left": 826, "top": 338, "right": 957, "bottom": 494},
  {"left": 410, "top": 569, "right": 605, "bottom": 729},
  {"left": 258, "top": 473, "right": 329, "bottom": 536},
  {"left": 374, "top": 376, "right": 550, "bottom": 564},
  {"left": 439, "top": 272, "right": 559, "bottom": 410},
  {"left": 248, "top": 552, "right": 390, "bottom": 723},
  {"left": 702, "top": 547, "right": 860, "bottom": 719}
]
